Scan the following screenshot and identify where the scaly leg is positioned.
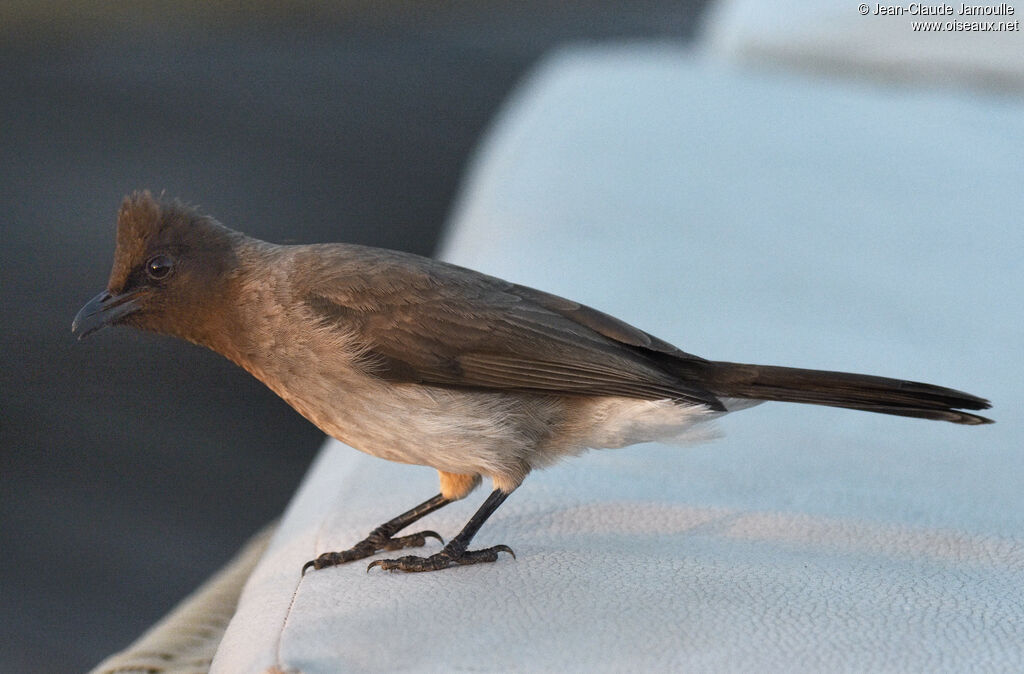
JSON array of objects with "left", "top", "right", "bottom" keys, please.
[
  {"left": 302, "top": 493, "right": 450, "bottom": 575},
  {"left": 368, "top": 488, "right": 515, "bottom": 573}
]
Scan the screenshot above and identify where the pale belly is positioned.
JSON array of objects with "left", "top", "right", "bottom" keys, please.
[{"left": 268, "top": 365, "right": 567, "bottom": 491}]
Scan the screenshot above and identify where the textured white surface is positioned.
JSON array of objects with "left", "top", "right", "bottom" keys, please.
[
  {"left": 703, "top": 0, "right": 1024, "bottom": 91},
  {"left": 214, "top": 46, "right": 1024, "bottom": 672}
]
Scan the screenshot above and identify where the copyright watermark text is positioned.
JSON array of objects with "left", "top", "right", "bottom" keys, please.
[{"left": 857, "top": 3, "right": 1020, "bottom": 30}]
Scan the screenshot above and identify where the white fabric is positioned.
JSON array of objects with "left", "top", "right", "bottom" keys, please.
[
  {"left": 702, "top": 0, "right": 1024, "bottom": 91},
  {"left": 213, "top": 46, "right": 1024, "bottom": 673}
]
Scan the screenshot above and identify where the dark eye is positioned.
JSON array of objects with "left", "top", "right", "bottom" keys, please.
[{"left": 145, "top": 254, "right": 174, "bottom": 280}]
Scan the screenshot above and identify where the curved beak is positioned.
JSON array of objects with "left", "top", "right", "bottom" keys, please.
[{"left": 71, "top": 289, "right": 142, "bottom": 340}]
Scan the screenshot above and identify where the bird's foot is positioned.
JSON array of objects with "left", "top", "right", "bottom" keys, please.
[
  {"left": 367, "top": 544, "right": 515, "bottom": 573},
  {"left": 302, "top": 530, "right": 443, "bottom": 575}
]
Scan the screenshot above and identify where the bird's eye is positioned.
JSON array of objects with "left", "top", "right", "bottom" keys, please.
[{"left": 145, "top": 254, "right": 174, "bottom": 280}]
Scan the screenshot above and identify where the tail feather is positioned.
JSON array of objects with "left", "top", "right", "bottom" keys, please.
[{"left": 683, "top": 361, "right": 993, "bottom": 425}]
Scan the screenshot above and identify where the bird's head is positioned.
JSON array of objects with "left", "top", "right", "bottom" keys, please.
[{"left": 72, "top": 191, "right": 242, "bottom": 343}]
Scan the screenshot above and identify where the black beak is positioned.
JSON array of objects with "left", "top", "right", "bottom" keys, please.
[{"left": 71, "top": 289, "right": 142, "bottom": 340}]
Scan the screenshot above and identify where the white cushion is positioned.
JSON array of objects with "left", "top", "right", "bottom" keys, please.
[{"left": 703, "top": 0, "right": 1024, "bottom": 90}]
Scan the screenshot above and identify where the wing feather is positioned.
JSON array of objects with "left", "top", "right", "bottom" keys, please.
[{"left": 297, "top": 245, "right": 723, "bottom": 409}]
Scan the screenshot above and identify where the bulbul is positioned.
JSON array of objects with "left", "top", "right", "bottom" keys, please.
[{"left": 73, "top": 192, "right": 992, "bottom": 573}]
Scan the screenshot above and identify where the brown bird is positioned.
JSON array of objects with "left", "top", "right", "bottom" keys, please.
[{"left": 73, "top": 192, "right": 993, "bottom": 573}]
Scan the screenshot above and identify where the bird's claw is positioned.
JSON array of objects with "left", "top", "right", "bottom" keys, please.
[
  {"left": 367, "top": 544, "right": 515, "bottom": 573},
  {"left": 301, "top": 529, "right": 445, "bottom": 575},
  {"left": 379, "top": 530, "right": 443, "bottom": 551}
]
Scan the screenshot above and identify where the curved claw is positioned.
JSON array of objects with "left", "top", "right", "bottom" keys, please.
[
  {"left": 301, "top": 559, "right": 317, "bottom": 576},
  {"left": 378, "top": 529, "right": 445, "bottom": 552},
  {"left": 493, "top": 545, "right": 516, "bottom": 560},
  {"left": 366, "top": 559, "right": 386, "bottom": 574},
  {"left": 420, "top": 530, "right": 444, "bottom": 544}
]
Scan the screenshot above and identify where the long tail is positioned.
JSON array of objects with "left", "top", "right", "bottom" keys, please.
[{"left": 680, "top": 361, "right": 992, "bottom": 425}]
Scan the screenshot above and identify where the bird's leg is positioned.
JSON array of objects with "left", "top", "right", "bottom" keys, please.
[
  {"left": 302, "top": 493, "right": 451, "bottom": 574},
  {"left": 368, "top": 488, "right": 515, "bottom": 573}
]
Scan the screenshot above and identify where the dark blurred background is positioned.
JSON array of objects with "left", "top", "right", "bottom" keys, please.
[{"left": 0, "top": 2, "right": 710, "bottom": 670}]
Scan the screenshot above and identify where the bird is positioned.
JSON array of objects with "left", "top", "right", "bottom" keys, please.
[{"left": 73, "top": 191, "right": 993, "bottom": 573}]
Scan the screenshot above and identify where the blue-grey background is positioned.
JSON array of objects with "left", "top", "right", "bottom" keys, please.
[{"left": 0, "top": 2, "right": 709, "bottom": 671}]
